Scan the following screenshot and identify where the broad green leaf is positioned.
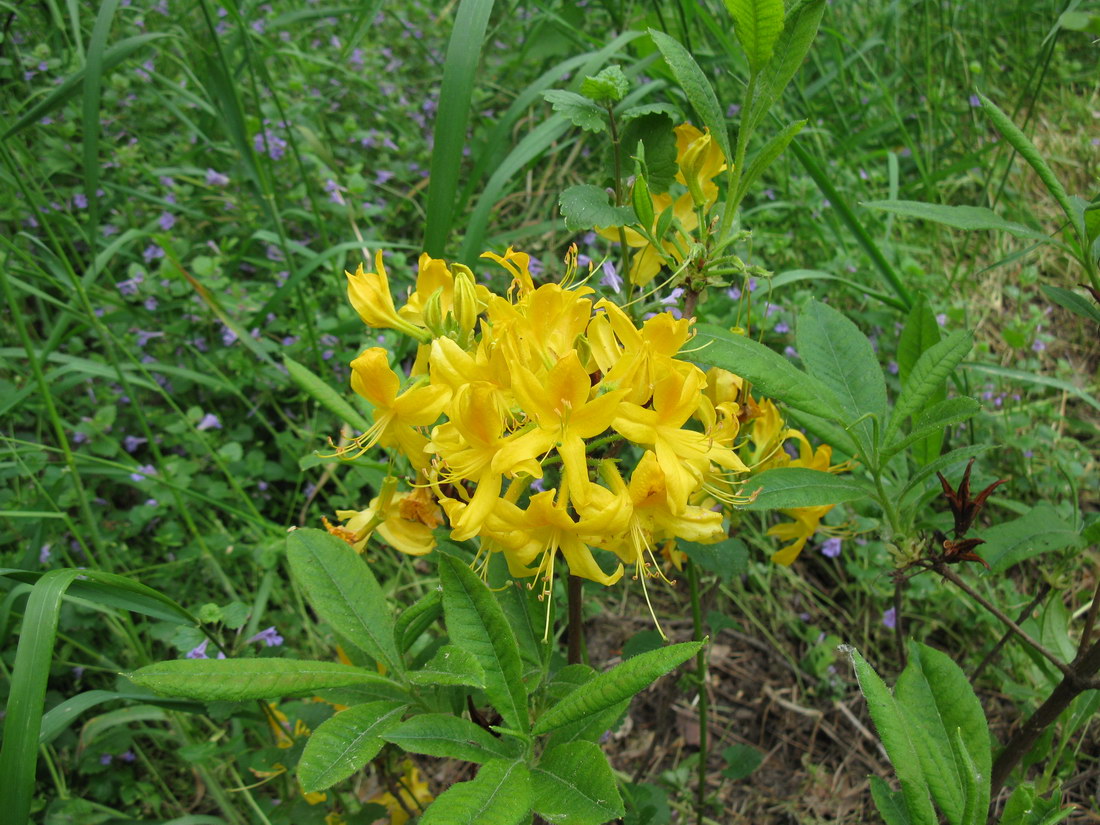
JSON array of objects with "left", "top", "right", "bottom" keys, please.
[
  {"left": 542, "top": 666, "right": 629, "bottom": 749},
  {"left": 882, "top": 398, "right": 981, "bottom": 461},
  {"left": 439, "top": 556, "right": 529, "bottom": 733},
  {"left": 298, "top": 701, "right": 407, "bottom": 793},
  {"left": 862, "top": 201, "right": 1054, "bottom": 244},
  {"left": 744, "top": 0, "right": 826, "bottom": 135},
  {"left": 383, "top": 714, "right": 522, "bottom": 763},
  {"left": 679, "top": 537, "right": 748, "bottom": 583},
  {"left": 648, "top": 29, "right": 731, "bottom": 163},
  {"left": 785, "top": 408, "right": 862, "bottom": 459},
  {"left": 796, "top": 300, "right": 886, "bottom": 456},
  {"left": 532, "top": 741, "right": 625, "bottom": 825},
  {"left": 1000, "top": 784, "right": 1075, "bottom": 825},
  {"left": 720, "top": 744, "right": 764, "bottom": 781},
  {"left": 896, "top": 295, "right": 945, "bottom": 464},
  {"left": 691, "top": 323, "right": 847, "bottom": 423},
  {"left": 559, "top": 184, "right": 636, "bottom": 232},
  {"left": 284, "top": 355, "right": 372, "bottom": 432},
  {"left": 618, "top": 112, "right": 678, "bottom": 194},
  {"left": 735, "top": 119, "right": 805, "bottom": 204},
  {"left": 408, "top": 644, "right": 486, "bottom": 689},
  {"left": 579, "top": 65, "right": 629, "bottom": 104},
  {"left": 543, "top": 90, "right": 607, "bottom": 133},
  {"left": 870, "top": 775, "right": 914, "bottom": 825},
  {"left": 724, "top": 0, "right": 785, "bottom": 72},
  {"left": 532, "top": 641, "right": 700, "bottom": 736},
  {"left": 419, "top": 759, "right": 531, "bottom": 825},
  {"left": 887, "top": 331, "right": 973, "bottom": 443},
  {"left": 287, "top": 528, "right": 400, "bottom": 674},
  {"left": 977, "top": 92, "right": 1083, "bottom": 242},
  {"left": 841, "top": 645, "right": 936, "bottom": 825},
  {"left": 127, "top": 659, "right": 396, "bottom": 701},
  {"left": 741, "top": 468, "right": 870, "bottom": 510},
  {"left": 895, "top": 643, "right": 991, "bottom": 825},
  {"left": 1039, "top": 284, "right": 1100, "bottom": 325},
  {"left": 982, "top": 505, "right": 1081, "bottom": 574}
]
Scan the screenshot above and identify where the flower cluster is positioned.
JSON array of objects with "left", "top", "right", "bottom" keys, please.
[{"left": 326, "top": 244, "right": 845, "bottom": 596}]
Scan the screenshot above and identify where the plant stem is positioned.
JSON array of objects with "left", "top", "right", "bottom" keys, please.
[
  {"left": 892, "top": 573, "right": 906, "bottom": 668},
  {"left": 686, "top": 558, "right": 708, "bottom": 824}
]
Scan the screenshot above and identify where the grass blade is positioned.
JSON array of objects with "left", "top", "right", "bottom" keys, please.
[{"left": 81, "top": 0, "right": 120, "bottom": 232}]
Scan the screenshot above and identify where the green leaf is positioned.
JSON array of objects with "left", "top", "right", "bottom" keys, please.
[
  {"left": 976, "top": 92, "right": 1084, "bottom": 243},
  {"left": 735, "top": 119, "right": 805, "bottom": 204},
  {"left": 648, "top": 29, "right": 731, "bottom": 164},
  {"left": 439, "top": 556, "right": 529, "bottom": 733},
  {"left": 1039, "top": 284, "right": 1100, "bottom": 324},
  {"left": 999, "top": 783, "right": 1075, "bottom": 825},
  {"left": 383, "top": 714, "right": 522, "bottom": 763},
  {"left": 532, "top": 641, "right": 700, "bottom": 736},
  {"left": 896, "top": 295, "right": 945, "bottom": 463},
  {"left": 886, "top": 331, "right": 973, "bottom": 443},
  {"left": 287, "top": 528, "right": 401, "bottom": 674},
  {"left": 619, "top": 112, "right": 678, "bottom": 194},
  {"left": 796, "top": 300, "right": 886, "bottom": 456},
  {"left": 870, "top": 775, "right": 913, "bottom": 825},
  {"left": 898, "top": 445, "right": 994, "bottom": 503},
  {"left": 882, "top": 398, "right": 981, "bottom": 461},
  {"left": 559, "top": 184, "right": 636, "bottom": 232},
  {"left": 720, "top": 744, "right": 763, "bottom": 781},
  {"left": 679, "top": 537, "right": 748, "bottom": 583},
  {"left": 691, "top": 323, "right": 847, "bottom": 424},
  {"left": 741, "top": 468, "right": 869, "bottom": 510},
  {"left": 543, "top": 90, "right": 607, "bottom": 133},
  {"left": 982, "top": 505, "right": 1082, "bottom": 574},
  {"left": 298, "top": 701, "right": 407, "bottom": 793},
  {"left": 620, "top": 102, "right": 682, "bottom": 123},
  {"left": 580, "top": 65, "right": 629, "bottom": 104},
  {"left": 744, "top": 0, "right": 826, "bottom": 135},
  {"left": 895, "top": 642, "right": 991, "bottom": 825},
  {"left": 419, "top": 759, "right": 531, "bottom": 825},
  {"left": 841, "top": 645, "right": 936, "bottom": 825},
  {"left": 862, "top": 201, "right": 1054, "bottom": 244},
  {"left": 532, "top": 741, "right": 625, "bottom": 824},
  {"left": 39, "top": 690, "right": 202, "bottom": 745},
  {"left": 408, "top": 644, "right": 487, "bottom": 689},
  {"left": 724, "top": 0, "right": 785, "bottom": 72},
  {"left": 423, "top": 0, "right": 495, "bottom": 256},
  {"left": 284, "top": 355, "right": 372, "bottom": 432},
  {"left": 127, "top": 659, "right": 397, "bottom": 701},
  {"left": 395, "top": 589, "right": 443, "bottom": 654}
]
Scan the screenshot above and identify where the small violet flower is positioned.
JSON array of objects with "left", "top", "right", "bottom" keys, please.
[
  {"left": 248, "top": 626, "right": 284, "bottom": 647},
  {"left": 820, "top": 537, "right": 842, "bottom": 558},
  {"left": 882, "top": 607, "right": 897, "bottom": 630},
  {"left": 196, "top": 413, "right": 222, "bottom": 431}
]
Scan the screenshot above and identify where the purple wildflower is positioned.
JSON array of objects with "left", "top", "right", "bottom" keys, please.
[
  {"left": 158, "top": 212, "right": 176, "bottom": 231},
  {"left": 248, "top": 626, "right": 284, "bottom": 647},
  {"left": 196, "top": 413, "right": 221, "bottom": 431},
  {"left": 774, "top": 321, "right": 789, "bottom": 334},
  {"left": 123, "top": 435, "right": 147, "bottom": 453},
  {"left": 969, "top": 94, "right": 981, "bottom": 108},
  {"left": 600, "top": 260, "right": 622, "bottom": 294},
  {"left": 882, "top": 607, "right": 897, "bottom": 629},
  {"left": 73, "top": 192, "right": 88, "bottom": 209},
  {"left": 206, "top": 168, "right": 229, "bottom": 186},
  {"left": 130, "top": 464, "right": 156, "bottom": 482},
  {"left": 39, "top": 544, "right": 52, "bottom": 564},
  {"left": 100, "top": 754, "right": 113, "bottom": 766},
  {"left": 820, "top": 537, "right": 842, "bottom": 558}
]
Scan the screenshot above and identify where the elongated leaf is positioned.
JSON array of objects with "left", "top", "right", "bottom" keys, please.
[
  {"left": 649, "top": 29, "right": 731, "bottom": 163},
  {"left": 898, "top": 445, "right": 993, "bottom": 503},
  {"left": 383, "top": 714, "right": 522, "bottom": 763},
  {"left": 725, "top": 0, "right": 785, "bottom": 72},
  {"left": 419, "top": 759, "right": 531, "bottom": 825},
  {"left": 841, "top": 646, "right": 936, "bottom": 825},
  {"left": 298, "top": 701, "right": 407, "bottom": 793},
  {"left": 691, "top": 323, "right": 847, "bottom": 423},
  {"left": 424, "top": 0, "right": 495, "bottom": 256},
  {"left": 982, "top": 505, "right": 1081, "bottom": 574},
  {"left": 284, "top": 355, "right": 371, "bottom": 432},
  {"left": 532, "top": 641, "right": 700, "bottom": 736},
  {"left": 895, "top": 643, "right": 991, "bottom": 825},
  {"left": 886, "top": 331, "right": 973, "bottom": 443},
  {"left": 39, "top": 690, "right": 201, "bottom": 744},
  {"left": 408, "top": 644, "right": 486, "bottom": 689},
  {"left": 870, "top": 775, "right": 914, "bottom": 825},
  {"left": 735, "top": 119, "right": 805, "bottom": 204},
  {"left": 532, "top": 741, "right": 625, "bottom": 825},
  {"left": 1040, "top": 284, "right": 1100, "bottom": 324},
  {"left": 952, "top": 727, "right": 982, "bottom": 825},
  {"left": 882, "top": 397, "right": 981, "bottom": 461},
  {"left": 962, "top": 361, "right": 1100, "bottom": 412},
  {"left": 862, "top": 201, "right": 1053, "bottom": 243},
  {"left": 977, "top": 92, "right": 1083, "bottom": 242},
  {"left": 741, "top": 467, "right": 870, "bottom": 510},
  {"left": 439, "top": 556, "right": 528, "bottom": 733},
  {"left": 0, "top": 569, "right": 81, "bottom": 825},
  {"left": 898, "top": 298, "right": 942, "bottom": 382},
  {"left": 744, "top": 0, "right": 825, "bottom": 135},
  {"left": 796, "top": 300, "right": 886, "bottom": 456},
  {"left": 287, "top": 528, "right": 400, "bottom": 673},
  {"left": 127, "top": 659, "right": 396, "bottom": 701},
  {"left": 395, "top": 589, "right": 443, "bottom": 653},
  {"left": 82, "top": 0, "right": 121, "bottom": 230}
]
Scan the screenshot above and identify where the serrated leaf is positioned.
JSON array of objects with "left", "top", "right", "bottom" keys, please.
[
  {"left": 618, "top": 112, "right": 678, "bottom": 194},
  {"left": 383, "top": 714, "right": 522, "bottom": 763},
  {"left": 1040, "top": 284, "right": 1100, "bottom": 324},
  {"left": 741, "top": 468, "right": 869, "bottom": 510},
  {"left": 744, "top": 0, "right": 825, "bottom": 136},
  {"left": 735, "top": 119, "right": 805, "bottom": 204},
  {"left": 691, "top": 323, "right": 847, "bottom": 424},
  {"left": 126, "top": 659, "right": 396, "bottom": 701},
  {"left": 882, "top": 397, "right": 981, "bottom": 461},
  {"left": 725, "top": 0, "right": 785, "bottom": 72},
  {"left": 679, "top": 537, "right": 748, "bottom": 583},
  {"left": 408, "top": 644, "right": 486, "bottom": 688},
  {"left": 982, "top": 505, "right": 1081, "bottom": 573},
  {"left": 620, "top": 102, "right": 682, "bottom": 123},
  {"left": 419, "top": 759, "right": 531, "bottom": 825},
  {"left": 648, "top": 29, "right": 731, "bottom": 164},
  {"left": 532, "top": 741, "right": 625, "bottom": 824},
  {"left": 862, "top": 201, "right": 1054, "bottom": 243},
  {"left": 580, "top": 65, "right": 628, "bottom": 104},
  {"left": 887, "top": 331, "right": 973, "bottom": 443},
  {"left": 532, "top": 641, "right": 700, "bottom": 736},
  {"left": 796, "top": 300, "right": 886, "bottom": 456},
  {"left": 841, "top": 645, "right": 936, "bottom": 825},
  {"left": 298, "top": 701, "right": 407, "bottom": 792},
  {"left": 559, "top": 184, "right": 636, "bottom": 232},
  {"left": 287, "top": 528, "right": 401, "bottom": 674},
  {"left": 439, "top": 557, "right": 528, "bottom": 733},
  {"left": 543, "top": 90, "right": 607, "bottom": 133}
]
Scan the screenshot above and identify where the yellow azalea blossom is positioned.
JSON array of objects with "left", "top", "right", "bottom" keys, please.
[
  {"left": 482, "top": 246, "right": 536, "bottom": 297},
  {"left": 346, "top": 251, "right": 427, "bottom": 341},
  {"left": 345, "top": 347, "right": 450, "bottom": 467},
  {"left": 367, "top": 759, "right": 433, "bottom": 825},
  {"left": 334, "top": 486, "right": 441, "bottom": 556},
  {"left": 591, "top": 299, "right": 695, "bottom": 404}
]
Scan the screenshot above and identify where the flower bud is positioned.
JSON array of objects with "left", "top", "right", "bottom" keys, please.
[
  {"left": 680, "top": 131, "right": 713, "bottom": 208},
  {"left": 451, "top": 264, "right": 480, "bottom": 334},
  {"left": 422, "top": 287, "right": 446, "bottom": 338}
]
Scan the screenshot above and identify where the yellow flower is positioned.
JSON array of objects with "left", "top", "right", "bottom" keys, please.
[
  {"left": 482, "top": 246, "right": 536, "bottom": 297},
  {"left": 346, "top": 251, "right": 427, "bottom": 341},
  {"left": 767, "top": 434, "right": 847, "bottom": 565},
  {"left": 334, "top": 484, "right": 440, "bottom": 556}
]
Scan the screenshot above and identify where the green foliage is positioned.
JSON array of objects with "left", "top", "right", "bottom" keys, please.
[
  {"left": 559, "top": 184, "right": 637, "bottom": 231},
  {"left": 725, "top": 0, "right": 785, "bottom": 72}
]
